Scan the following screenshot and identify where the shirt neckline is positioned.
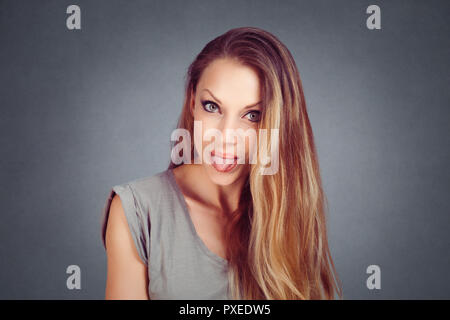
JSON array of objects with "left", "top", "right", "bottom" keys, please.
[{"left": 166, "top": 168, "right": 229, "bottom": 267}]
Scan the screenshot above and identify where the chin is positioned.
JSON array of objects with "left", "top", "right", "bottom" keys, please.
[{"left": 204, "top": 164, "right": 245, "bottom": 186}]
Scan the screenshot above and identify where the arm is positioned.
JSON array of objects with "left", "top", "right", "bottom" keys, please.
[{"left": 104, "top": 194, "right": 149, "bottom": 300}]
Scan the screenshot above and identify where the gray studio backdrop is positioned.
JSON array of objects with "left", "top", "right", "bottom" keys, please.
[{"left": 1, "top": 0, "right": 449, "bottom": 299}]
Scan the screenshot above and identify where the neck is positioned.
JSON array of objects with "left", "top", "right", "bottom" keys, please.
[{"left": 185, "top": 164, "right": 248, "bottom": 214}]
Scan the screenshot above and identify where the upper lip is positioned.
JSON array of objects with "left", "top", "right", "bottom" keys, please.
[{"left": 211, "top": 150, "right": 237, "bottom": 159}]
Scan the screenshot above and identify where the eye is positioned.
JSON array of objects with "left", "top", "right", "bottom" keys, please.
[
  {"left": 201, "top": 100, "right": 219, "bottom": 113},
  {"left": 244, "top": 110, "right": 261, "bottom": 122}
]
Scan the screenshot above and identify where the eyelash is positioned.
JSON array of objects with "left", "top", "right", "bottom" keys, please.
[{"left": 200, "top": 100, "right": 261, "bottom": 123}]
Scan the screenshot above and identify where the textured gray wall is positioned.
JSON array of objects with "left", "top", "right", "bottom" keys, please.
[{"left": 0, "top": 0, "right": 449, "bottom": 299}]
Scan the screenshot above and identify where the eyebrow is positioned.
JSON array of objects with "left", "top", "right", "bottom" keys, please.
[{"left": 202, "top": 88, "right": 262, "bottom": 110}]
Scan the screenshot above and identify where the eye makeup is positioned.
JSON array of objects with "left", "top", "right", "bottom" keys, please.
[{"left": 200, "top": 99, "right": 261, "bottom": 123}]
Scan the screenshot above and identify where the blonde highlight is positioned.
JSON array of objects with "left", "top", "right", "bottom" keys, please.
[{"left": 168, "top": 27, "right": 343, "bottom": 300}]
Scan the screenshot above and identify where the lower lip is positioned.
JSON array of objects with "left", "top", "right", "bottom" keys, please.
[{"left": 211, "top": 156, "right": 238, "bottom": 173}]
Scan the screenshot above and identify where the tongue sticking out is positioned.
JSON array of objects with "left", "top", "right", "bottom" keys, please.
[{"left": 211, "top": 155, "right": 238, "bottom": 172}]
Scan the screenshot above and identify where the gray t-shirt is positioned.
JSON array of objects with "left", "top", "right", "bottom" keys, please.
[{"left": 100, "top": 168, "right": 230, "bottom": 299}]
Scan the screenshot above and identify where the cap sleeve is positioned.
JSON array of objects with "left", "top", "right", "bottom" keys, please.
[{"left": 101, "top": 183, "right": 149, "bottom": 265}]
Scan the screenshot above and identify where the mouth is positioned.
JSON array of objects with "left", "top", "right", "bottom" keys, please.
[
  {"left": 210, "top": 150, "right": 238, "bottom": 173},
  {"left": 211, "top": 150, "right": 238, "bottom": 160}
]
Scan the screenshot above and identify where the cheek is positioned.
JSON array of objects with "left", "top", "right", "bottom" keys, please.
[
  {"left": 200, "top": 121, "right": 217, "bottom": 145},
  {"left": 193, "top": 106, "right": 215, "bottom": 130},
  {"left": 194, "top": 118, "right": 219, "bottom": 155},
  {"left": 192, "top": 108, "right": 210, "bottom": 141},
  {"left": 245, "top": 129, "right": 260, "bottom": 163}
]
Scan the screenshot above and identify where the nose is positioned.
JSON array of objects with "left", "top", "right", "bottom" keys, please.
[
  {"left": 213, "top": 116, "right": 248, "bottom": 158},
  {"left": 216, "top": 115, "right": 240, "bottom": 146}
]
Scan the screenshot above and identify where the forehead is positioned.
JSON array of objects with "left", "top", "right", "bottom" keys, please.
[{"left": 197, "top": 58, "right": 261, "bottom": 105}]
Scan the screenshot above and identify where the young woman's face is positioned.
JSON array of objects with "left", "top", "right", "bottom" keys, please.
[{"left": 191, "top": 58, "right": 262, "bottom": 186}]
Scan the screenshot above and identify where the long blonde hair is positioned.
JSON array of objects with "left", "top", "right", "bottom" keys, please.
[{"left": 168, "top": 27, "right": 343, "bottom": 299}]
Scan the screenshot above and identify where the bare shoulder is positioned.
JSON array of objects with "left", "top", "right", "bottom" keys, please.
[
  {"left": 105, "top": 194, "right": 132, "bottom": 249},
  {"left": 104, "top": 194, "right": 149, "bottom": 299}
]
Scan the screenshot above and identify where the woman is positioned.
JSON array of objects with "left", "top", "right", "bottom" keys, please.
[{"left": 101, "top": 26, "right": 343, "bottom": 300}]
